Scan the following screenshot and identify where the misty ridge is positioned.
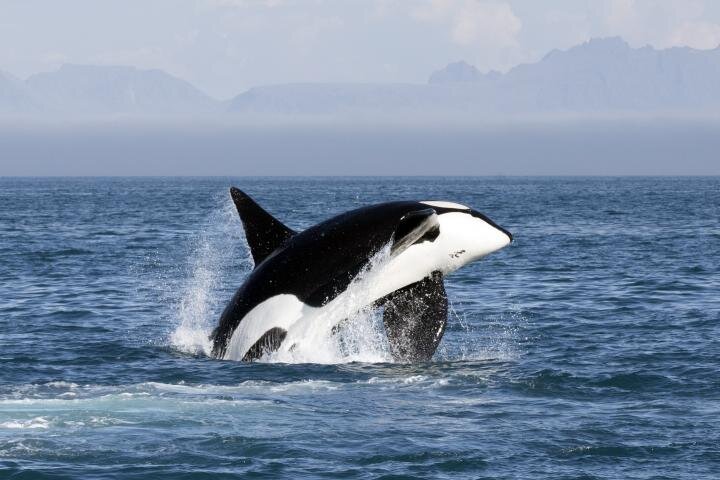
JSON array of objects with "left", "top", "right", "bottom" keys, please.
[{"left": 3, "top": 37, "right": 720, "bottom": 117}]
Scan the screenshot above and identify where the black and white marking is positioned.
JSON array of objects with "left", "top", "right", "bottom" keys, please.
[{"left": 211, "top": 188, "right": 512, "bottom": 362}]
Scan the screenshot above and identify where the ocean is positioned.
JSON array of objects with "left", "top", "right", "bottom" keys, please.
[{"left": 0, "top": 176, "right": 718, "bottom": 479}]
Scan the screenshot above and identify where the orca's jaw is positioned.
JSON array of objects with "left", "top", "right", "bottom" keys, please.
[
  {"left": 418, "top": 201, "right": 512, "bottom": 272},
  {"left": 421, "top": 211, "right": 511, "bottom": 275}
]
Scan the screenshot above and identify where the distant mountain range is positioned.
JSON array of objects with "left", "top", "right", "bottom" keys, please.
[
  {"left": 3, "top": 37, "right": 720, "bottom": 116},
  {"left": 230, "top": 38, "right": 720, "bottom": 115},
  {"left": 428, "top": 37, "right": 720, "bottom": 112},
  {"left": 1, "top": 65, "right": 221, "bottom": 114}
]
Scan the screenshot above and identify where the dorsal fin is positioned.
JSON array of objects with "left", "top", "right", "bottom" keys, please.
[{"left": 230, "top": 187, "right": 296, "bottom": 266}]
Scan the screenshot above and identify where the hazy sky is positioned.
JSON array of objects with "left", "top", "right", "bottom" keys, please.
[
  {"left": 2, "top": 118, "right": 719, "bottom": 175},
  {"left": 2, "top": 0, "right": 720, "bottom": 98}
]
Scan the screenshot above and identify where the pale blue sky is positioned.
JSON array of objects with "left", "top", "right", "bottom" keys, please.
[{"left": 2, "top": 0, "right": 720, "bottom": 98}]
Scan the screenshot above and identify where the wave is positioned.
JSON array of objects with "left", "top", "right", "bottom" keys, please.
[{"left": 0, "top": 417, "right": 50, "bottom": 429}]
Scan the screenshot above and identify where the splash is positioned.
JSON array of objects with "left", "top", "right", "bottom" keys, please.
[
  {"left": 169, "top": 196, "right": 252, "bottom": 356},
  {"left": 434, "top": 305, "right": 527, "bottom": 362},
  {"left": 263, "top": 244, "right": 395, "bottom": 364}
]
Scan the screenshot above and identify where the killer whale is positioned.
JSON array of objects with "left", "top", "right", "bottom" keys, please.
[{"left": 211, "top": 188, "right": 512, "bottom": 362}]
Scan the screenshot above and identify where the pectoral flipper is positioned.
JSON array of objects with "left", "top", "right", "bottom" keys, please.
[{"left": 381, "top": 271, "right": 448, "bottom": 362}]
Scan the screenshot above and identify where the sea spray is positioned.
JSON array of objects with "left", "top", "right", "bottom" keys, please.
[
  {"left": 434, "top": 305, "right": 527, "bottom": 362},
  {"left": 170, "top": 195, "right": 252, "bottom": 356},
  {"left": 265, "top": 244, "right": 395, "bottom": 364}
]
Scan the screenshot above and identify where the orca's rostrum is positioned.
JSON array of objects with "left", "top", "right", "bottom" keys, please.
[{"left": 212, "top": 188, "right": 512, "bottom": 362}]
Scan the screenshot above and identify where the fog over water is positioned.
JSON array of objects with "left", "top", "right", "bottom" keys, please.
[{"left": 1, "top": 116, "right": 718, "bottom": 176}]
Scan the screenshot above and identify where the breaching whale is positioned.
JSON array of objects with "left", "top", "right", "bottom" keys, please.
[{"left": 211, "top": 187, "right": 512, "bottom": 362}]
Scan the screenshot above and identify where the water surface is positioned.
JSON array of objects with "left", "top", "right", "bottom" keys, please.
[{"left": 1, "top": 177, "right": 718, "bottom": 478}]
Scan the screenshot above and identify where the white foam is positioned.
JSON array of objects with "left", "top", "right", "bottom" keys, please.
[
  {"left": 44, "top": 381, "right": 79, "bottom": 389},
  {"left": 0, "top": 416, "right": 50, "bottom": 429},
  {"left": 366, "top": 375, "right": 428, "bottom": 385}
]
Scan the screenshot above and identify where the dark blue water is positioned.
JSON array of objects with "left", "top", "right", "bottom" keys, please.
[{"left": 1, "top": 177, "right": 718, "bottom": 479}]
